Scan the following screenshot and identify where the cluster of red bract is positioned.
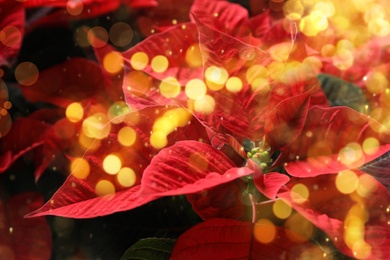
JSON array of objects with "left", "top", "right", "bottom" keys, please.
[{"left": 1, "top": 0, "right": 390, "bottom": 259}]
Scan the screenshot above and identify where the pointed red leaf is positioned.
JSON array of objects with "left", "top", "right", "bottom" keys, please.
[
  {"left": 0, "top": 0, "right": 24, "bottom": 67},
  {"left": 0, "top": 192, "right": 52, "bottom": 260},
  {"left": 247, "top": 159, "right": 289, "bottom": 199},
  {"left": 279, "top": 106, "right": 390, "bottom": 177},
  {"left": 140, "top": 140, "right": 252, "bottom": 196},
  {"left": 172, "top": 218, "right": 319, "bottom": 259},
  {"left": 27, "top": 105, "right": 210, "bottom": 218}
]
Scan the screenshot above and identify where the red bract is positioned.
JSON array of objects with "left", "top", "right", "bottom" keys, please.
[
  {"left": 0, "top": 0, "right": 24, "bottom": 67},
  {"left": 0, "top": 192, "right": 52, "bottom": 260}
]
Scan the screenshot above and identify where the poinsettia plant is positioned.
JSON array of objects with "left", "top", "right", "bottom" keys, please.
[{"left": 1, "top": 0, "right": 390, "bottom": 259}]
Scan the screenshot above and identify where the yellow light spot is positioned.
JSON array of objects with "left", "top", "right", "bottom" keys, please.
[
  {"left": 313, "top": 1, "right": 335, "bottom": 18},
  {"left": 336, "top": 170, "right": 359, "bottom": 194},
  {"left": 107, "top": 101, "right": 131, "bottom": 124},
  {"left": 321, "top": 44, "right": 336, "bottom": 57},
  {"left": 66, "top": 0, "right": 83, "bottom": 16},
  {"left": 103, "top": 51, "right": 123, "bottom": 74},
  {"left": 332, "top": 49, "right": 354, "bottom": 71},
  {"left": 95, "top": 180, "right": 115, "bottom": 196},
  {"left": 368, "top": 18, "right": 390, "bottom": 37},
  {"left": 109, "top": 22, "right": 133, "bottom": 47},
  {"left": 205, "top": 66, "right": 229, "bottom": 89},
  {"left": 70, "top": 158, "right": 90, "bottom": 179},
  {"left": 362, "top": 137, "right": 379, "bottom": 155},
  {"left": 283, "top": 0, "right": 304, "bottom": 20},
  {"left": 225, "top": 77, "right": 243, "bottom": 93},
  {"left": 194, "top": 95, "right": 215, "bottom": 115},
  {"left": 185, "top": 79, "right": 207, "bottom": 100},
  {"left": 87, "top": 26, "right": 108, "bottom": 48},
  {"left": 251, "top": 78, "right": 270, "bottom": 94},
  {"left": 339, "top": 142, "right": 363, "bottom": 165},
  {"left": 273, "top": 200, "right": 292, "bottom": 219},
  {"left": 357, "top": 174, "right": 378, "bottom": 198},
  {"left": 159, "top": 77, "right": 181, "bottom": 98},
  {"left": 165, "top": 108, "right": 192, "bottom": 127},
  {"left": 125, "top": 71, "right": 152, "bottom": 95},
  {"left": 103, "top": 154, "right": 122, "bottom": 175},
  {"left": 185, "top": 43, "right": 203, "bottom": 68},
  {"left": 118, "top": 126, "right": 137, "bottom": 147},
  {"left": 291, "top": 183, "right": 309, "bottom": 203},
  {"left": 269, "top": 42, "right": 292, "bottom": 62},
  {"left": 285, "top": 213, "right": 314, "bottom": 242},
  {"left": 130, "top": 52, "right": 148, "bottom": 70},
  {"left": 151, "top": 55, "right": 169, "bottom": 73},
  {"left": 150, "top": 131, "right": 168, "bottom": 149},
  {"left": 15, "top": 62, "right": 39, "bottom": 86},
  {"left": 78, "top": 131, "right": 100, "bottom": 151},
  {"left": 253, "top": 219, "right": 276, "bottom": 244},
  {"left": 117, "top": 167, "right": 136, "bottom": 187},
  {"left": 153, "top": 116, "right": 176, "bottom": 135},
  {"left": 366, "top": 72, "right": 388, "bottom": 94},
  {"left": 246, "top": 65, "right": 268, "bottom": 84},
  {"left": 82, "top": 112, "right": 111, "bottom": 140},
  {"left": 352, "top": 241, "right": 372, "bottom": 260},
  {"left": 66, "top": 102, "right": 84, "bottom": 122}
]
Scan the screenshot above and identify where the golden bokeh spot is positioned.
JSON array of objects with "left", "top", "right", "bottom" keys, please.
[
  {"left": 66, "top": 0, "right": 83, "bottom": 16},
  {"left": 246, "top": 65, "right": 268, "bottom": 84},
  {"left": 125, "top": 71, "right": 152, "bottom": 96},
  {"left": 150, "top": 131, "right": 168, "bottom": 149},
  {"left": 283, "top": 0, "right": 304, "bottom": 20},
  {"left": 15, "top": 62, "right": 39, "bottom": 86},
  {"left": 87, "top": 26, "right": 108, "bottom": 48},
  {"left": 368, "top": 18, "right": 390, "bottom": 37},
  {"left": 103, "top": 154, "right": 122, "bottom": 175},
  {"left": 362, "top": 137, "right": 379, "bottom": 155},
  {"left": 70, "top": 158, "right": 90, "bottom": 179},
  {"left": 364, "top": 4, "right": 385, "bottom": 23},
  {"left": 117, "top": 167, "right": 137, "bottom": 187},
  {"left": 193, "top": 94, "right": 215, "bottom": 115},
  {"left": 313, "top": 1, "right": 335, "bottom": 18},
  {"left": 352, "top": 241, "right": 372, "bottom": 260},
  {"left": 0, "top": 26, "right": 22, "bottom": 47},
  {"left": 332, "top": 49, "right": 354, "bottom": 71},
  {"left": 251, "top": 78, "right": 270, "bottom": 94},
  {"left": 118, "top": 126, "right": 137, "bottom": 147},
  {"left": 153, "top": 116, "right": 177, "bottom": 135},
  {"left": 357, "top": 174, "right": 378, "bottom": 198},
  {"left": 338, "top": 142, "right": 363, "bottom": 165},
  {"left": 130, "top": 52, "right": 149, "bottom": 70},
  {"left": 267, "top": 61, "right": 284, "bottom": 80},
  {"left": 205, "top": 66, "right": 229, "bottom": 89},
  {"left": 336, "top": 170, "right": 359, "bottom": 194},
  {"left": 291, "top": 183, "right": 309, "bottom": 203},
  {"left": 107, "top": 101, "right": 131, "bottom": 124},
  {"left": 151, "top": 55, "right": 169, "bottom": 73},
  {"left": 285, "top": 213, "right": 314, "bottom": 243},
  {"left": 321, "top": 44, "right": 336, "bottom": 57},
  {"left": 253, "top": 219, "right": 276, "bottom": 244},
  {"left": 303, "top": 56, "right": 323, "bottom": 73},
  {"left": 273, "top": 200, "right": 292, "bottom": 219},
  {"left": 82, "top": 112, "right": 111, "bottom": 140},
  {"left": 159, "top": 76, "right": 181, "bottom": 98},
  {"left": 185, "top": 43, "right": 203, "bottom": 68},
  {"left": 365, "top": 71, "right": 388, "bottom": 94},
  {"left": 78, "top": 131, "right": 100, "bottom": 151},
  {"left": 185, "top": 79, "right": 207, "bottom": 100},
  {"left": 103, "top": 51, "right": 124, "bottom": 74},
  {"left": 3, "top": 101, "right": 11, "bottom": 110},
  {"left": 65, "top": 102, "right": 84, "bottom": 122},
  {"left": 95, "top": 180, "right": 116, "bottom": 196},
  {"left": 109, "top": 22, "right": 133, "bottom": 47},
  {"left": 164, "top": 108, "right": 192, "bottom": 127},
  {"left": 225, "top": 76, "right": 243, "bottom": 93},
  {"left": 269, "top": 42, "right": 292, "bottom": 62}
]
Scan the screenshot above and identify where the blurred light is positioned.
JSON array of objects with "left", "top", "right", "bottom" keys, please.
[
  {"left": 103, "top": 51, "right": 124, "bottom": 74},
  {"left": 151, "top": 55, "right": 169, "bottom": 73},
  {"left": 159, "top": 77, "right": 181, "bottom": 98},
  {"left": 66, "top": 102, "right": 84, "bottom": 122},
  {"left": 103, "top": 154, "right": 122, "bottom": 175},
  {"left": 87, "top": 26, "right": 108, "bottom": 48},
  {"left": 253, "top": 219, "right": 276, "bottom": 244},
  {"left": 185, "top": 79, "right": 207, "bottom": 100},
  {"left": 130, "top": 52, "right": 149, "bottom": 70},
  {"left": 109, "top": 22, "right": 133, "bottom": 47},
  {"left": 118, "top": 126, "right": 137, "bottom": 147},
  {"left": 336, "top": 170, "right": 359, "bottom": 194},
  {"left": 70, "top": 158, "right": 90, "bottom": 179},
  {"left": 15, "top": 62, "right": 39, "bottom": 86},
  {"left": 95, "top": 180, "right": 115, "bottom": 196},
  {"left": 117, "top": 167, "right": 136, "bottom": 187},
  {"left": 185, "top": 43, "right": 203, "bottom": 68}
]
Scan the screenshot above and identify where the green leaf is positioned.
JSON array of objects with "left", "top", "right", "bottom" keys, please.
[
  {"left": 318, "top": 73, "right": 368, "bottom": 112},
  {"left": 121, "top": 238, "right": 176, "bottom": 260}
]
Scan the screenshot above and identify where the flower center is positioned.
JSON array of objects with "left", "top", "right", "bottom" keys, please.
[{"left": 247, "top": 147, "right": 272, "bottom": 170}]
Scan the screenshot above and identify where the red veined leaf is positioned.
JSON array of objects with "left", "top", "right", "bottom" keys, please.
[
  {"left": 27, "top": 105, "right": 209, "bottom": 218},
  {"left": 0, "top": 192, "right": 52, "bottom": 260},
  {"left": 247, "top": 159, "right": 289, "bottom": 199},
  {"left": 279, "top": 170, "right": 390, "bottom": 259},
  {"left": 186, "top": 179, "right": 249, "bottom": 220},
  {"left": 0, "top": 0, "right": 24, "bottom": 67},
  {"left": 0, "top": 117, "right": 50, "bottom": 174},
  {"left": 265, "top": 92, "right": 310, "bottom": 149},
  {"left": 171, "top": 218, "right": 320, "bottom": 259},
  {"left": 140, "top": 140, "right": 252, "bottom": 196},
  {"left": 190, "top": 0, "right": 250, "bottom": 37},
  {"left": 279, "top": 106, "right": 390, "bottom": 177},
  {"left": 20, "top": 58, "right": 107, "bottom": 108},
  {"left": 361, "top": 151, "right": 390, "bottom": 193}
]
